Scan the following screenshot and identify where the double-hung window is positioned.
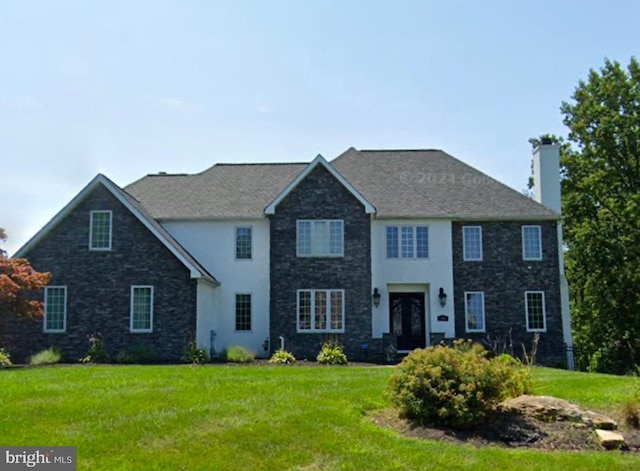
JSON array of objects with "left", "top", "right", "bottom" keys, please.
[
  {"left": 130, "top": 286, "right": 153, "bottom": 333},
  {"left": 89, "top": 210, "right": 112, "bottom": 250},
  {"left": 297, "top": 289, "right": 344, "bottom": 332},
  {"left": 44, "top": 286, "right": 67, "bottom": 332},
  {"left": 235, "top": 227, "right": 252, "bottom": 260},
  {"left": 386, "top": 226, "right": 429, "bottom": 259},
  {"left": 464, "top": 291, "right": 485, "bottom": 332},
  {"left": 522, "top": 225, "right": 542, "bottom": 260},
  {"left": 525, "top": 291, "right": 546, "bottom": 332},
  {"left": 463, "top": 226, "right": 483, "bottom": 261},
  {"left": 297, "top": 220, "right": 343, "bottom": 257}
]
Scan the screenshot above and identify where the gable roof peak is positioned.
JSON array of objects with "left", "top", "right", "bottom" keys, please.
[{"left": 264, "top": 153, "right": 376, "bottom": 215}]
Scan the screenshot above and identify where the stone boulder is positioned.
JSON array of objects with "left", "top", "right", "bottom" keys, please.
[{"left": 595, "top": 429, "right": 625, "bottom": 449}]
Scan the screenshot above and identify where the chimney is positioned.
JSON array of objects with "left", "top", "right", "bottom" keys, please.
[{"left": 532, "top": 139, "right": 561, "bottom": 214}]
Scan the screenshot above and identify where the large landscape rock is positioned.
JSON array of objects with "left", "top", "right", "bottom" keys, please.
[
  {"left": 595, "top": 429, "right": 626, "bottom": 449},
  {"left": 498, "top": 395, "right": 583, "bottom": 422},
  {"left": 498, "top": 395, "right": 625, "bottom": 450}
]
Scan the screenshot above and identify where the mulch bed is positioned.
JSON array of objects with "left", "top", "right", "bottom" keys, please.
[{"left": 371, "top": 408, "right": 640, "bottom": 452}]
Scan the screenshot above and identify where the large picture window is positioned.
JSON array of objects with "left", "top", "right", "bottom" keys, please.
[
  {"left": 297, "top": 220, "right": 343, "bottom": 257},
  {"left": 297, "top": 289, "right": 344, "bottom": 332}
]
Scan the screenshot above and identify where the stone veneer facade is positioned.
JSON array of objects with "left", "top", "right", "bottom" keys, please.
[
  {"left": 451, "top": 221, "right": 564, "bottom": 365},
  {"left": 269, "top": 165, "right": 372, "bottom": 361},
  {"left": 4, "top": 184, "right": 198, "bottom": 362}
]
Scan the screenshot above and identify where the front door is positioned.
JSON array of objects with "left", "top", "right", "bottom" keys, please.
[{"left": 389, "top": 292, "right": 426, "bottom": 351}]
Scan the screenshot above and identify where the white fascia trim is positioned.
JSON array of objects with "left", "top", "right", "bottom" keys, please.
[
  {"left": 14, "top": 174, "right": 217, "bottom": 284},
  {"left": 264, "top": 154, "right": 376, "bottom": 215}
]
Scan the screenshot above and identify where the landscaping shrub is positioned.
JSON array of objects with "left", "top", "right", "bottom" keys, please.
[
  {"left": 317, "top": 342, "right": 348, "bottom": 365},
  {"left": 115, "top": 344, "right": 159, "bottom": 364},
  {"left": 622, "top": 376, "right": 640, "bottom": 429},
  {"left": 269, "top": 349, "right": 296, "bottom": 364},
  {"left": 388, "top": 340, "right": 532, "bottom": 430},
  {"left": 29, "top": 347, "right": 62, "bottom": 366},
  {"left": 80, "top": 333, "right": 109, "bottom": 363},
  {"left": 223, "top": 345, "right": 255, "bottom": 363},
  {"left": 0, "top": 348, "right": 12, "bottom": 367},
  {"left": 181, "top": 341, "right": 208, "bottom": 364}
]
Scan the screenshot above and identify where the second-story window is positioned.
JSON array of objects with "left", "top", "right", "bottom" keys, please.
[
  {"left": 522, "top": 225, "right": 542, "bottom": 260},
  {"left": 386, "top": 226, "right": 429, "bottom": 259},
  {"left": 463, "top": 226, "right": 483, "bottom": 261},
  {"left": 235, "top": 227, "right": 252, "bottom": 260},
  {"left": 297, "top": 220, "right": 343, "bottom": 257}
]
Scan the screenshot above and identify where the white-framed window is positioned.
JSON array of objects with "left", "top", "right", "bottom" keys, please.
[
  {"left": 386, "top": 226, "right": 429, "bottom": 259},
  {"left": 522, "top": 225, "right": 542, "bottom": 260},
  {"left": 463, "top": 226, "right": 483, "bottom": 261},
  {"left": 525, "top": 291, "right": 546, "bottom": 332},
  {"left": 297, "top": 289, "right": 344, "bottom": 333},
  {"left": 44, "top": 286, "right": 67, "bottom": 332},
  {"left": 130, "top": 286, "right": 153, "bottom": 333},
  {"left": 235, "top": 293, "right": 252, "bottom": 331},
  {"left": 89, "top": 210, "right": 112, "bottom": 251},
  {"left": 235, "top": 226, "right": 252, "bottom": 260},
  {"left": 297, "top": 220, "right": 344, "bottom": 257},
  {"left": 465, "top": 291, "right": 485, "bottom": 332}
]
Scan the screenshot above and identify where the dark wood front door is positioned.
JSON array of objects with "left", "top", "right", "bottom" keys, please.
[{"left": 389, "top": 292, "right": 426, "bottom": 351}]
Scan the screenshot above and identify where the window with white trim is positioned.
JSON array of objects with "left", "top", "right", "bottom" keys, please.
[
  {"left": 386, "top": 226, "right": 429, "bottom": 259},
  {"left": 235, "top": 227, "right": 252, "bottom": 260},
  {"left": 235, "top": 293, "right": 252, "bottom": 331},
  {"left": 90, "top": 210, "right": 112, "bottom": 250},
  {"left": 463, "top": 226, "right": 483, "bottom": 261},
  {"left": 44, "top": 286, "right": 67, "bottom": 332},
  {"left": 297, "top": 289, "right": 344, "bottom": 332},
  {"left": 297, "top": 220, "right": 343, "bottom": 257},
  {"left": 522, "top": 225, "right": 542, "bottom": 260},
  {"left": 465, "top": 291, "right": 485, "bottom": 332},
  {"left": 525, "top": 291, "right": 546, "bottom": 331},
  {"left": 130, "top": 286, "right": 153, "bottom": 332}
]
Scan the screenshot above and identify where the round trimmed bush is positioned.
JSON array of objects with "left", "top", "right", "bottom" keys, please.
[{"left": 388, "top": 340, "right": 531, "bottom": 430}]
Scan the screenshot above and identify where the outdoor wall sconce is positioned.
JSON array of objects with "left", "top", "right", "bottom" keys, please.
[
  {"left": 438, "top": 287, "right": 447, "bottom": 307},
  {"left": 372, "top": 288, "right": 381, "bottom": 307}
]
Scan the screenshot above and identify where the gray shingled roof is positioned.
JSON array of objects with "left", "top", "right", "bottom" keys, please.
[
  {"left": 126, "top": 163, "right": 307, "bottom": 219},
  {"left": 333, "top": 148, "right": 559, "bottom": 220},
  {"left": 125, "top": 148, "right": 558, "bottom": 220}
]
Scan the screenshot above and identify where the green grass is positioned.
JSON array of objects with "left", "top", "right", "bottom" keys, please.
[{"left": 0, "top": 365, "right": 638, "bottom": 470}]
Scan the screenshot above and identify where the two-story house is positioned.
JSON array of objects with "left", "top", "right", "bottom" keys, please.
[{"left": 6, "top": 143, "right": 572, "bottom": 365}]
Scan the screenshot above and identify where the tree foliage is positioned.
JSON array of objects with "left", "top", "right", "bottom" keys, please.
[
  {"left": 559, "top": 58, "right": 640, "bottom": 373},
  {"left": 0, "top": 229, "right": 52, "bottom": 345}
]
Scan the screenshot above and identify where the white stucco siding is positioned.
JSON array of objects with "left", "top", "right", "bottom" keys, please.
[
  {"left": 371, "top": 219, "right": 455, "bottom": 341},
  {"left": 163, "top": 219, "right": 270, "bottom": 357}
]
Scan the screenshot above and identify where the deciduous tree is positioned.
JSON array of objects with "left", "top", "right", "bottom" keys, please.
[
  {"left": 0, "top": 229, "right": 51, "bottom": 345},
  {"left": 558, "top": 58, "right": 640, "bottom": 373}
]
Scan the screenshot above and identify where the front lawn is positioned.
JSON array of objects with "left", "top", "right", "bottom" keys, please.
[{"left": 0, "top": 365, "right": 638, "bottom": 470}]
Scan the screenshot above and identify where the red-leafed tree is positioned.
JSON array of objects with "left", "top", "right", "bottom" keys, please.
[{"left": 0, "top": 229, "right": 51, "bottom": 345}]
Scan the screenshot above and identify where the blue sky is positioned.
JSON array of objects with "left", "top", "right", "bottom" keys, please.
[{"left": 1, "top": 0, "right": 638, "bottom": 255}]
